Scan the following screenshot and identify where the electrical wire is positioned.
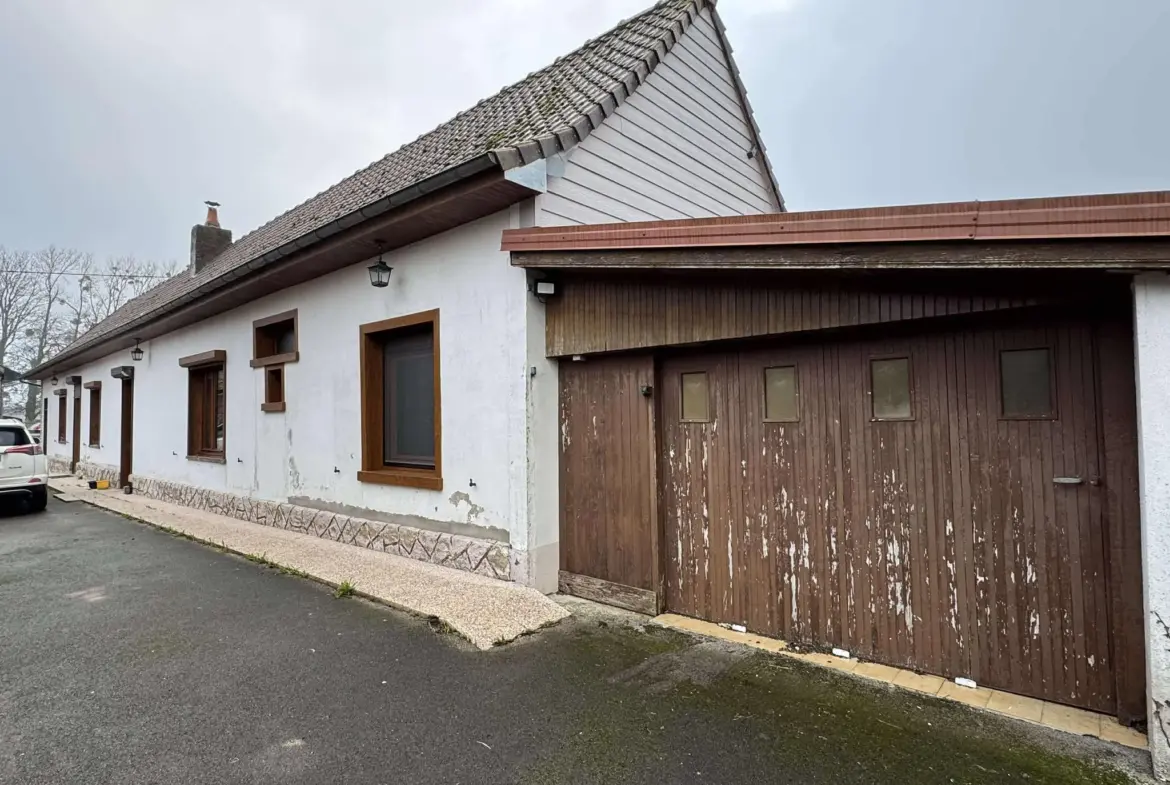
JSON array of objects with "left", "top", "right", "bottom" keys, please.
[{"left": 0, "top": 269, "right": 171, "bottom": 279}]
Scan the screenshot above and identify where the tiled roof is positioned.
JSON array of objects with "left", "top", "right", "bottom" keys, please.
[{"left": 40, "top": 0, "right": 715, "bottom": 371}]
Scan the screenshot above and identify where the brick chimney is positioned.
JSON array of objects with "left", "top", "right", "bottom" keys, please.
[{"left": 190, "top": 201, "right": 232, "bottom": 274}]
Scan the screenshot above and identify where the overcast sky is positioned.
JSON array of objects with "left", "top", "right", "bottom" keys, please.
[{"left": 1, "top": 0, "right": 1167, "bottom": 263}]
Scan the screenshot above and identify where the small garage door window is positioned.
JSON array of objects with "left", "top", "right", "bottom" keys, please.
[
  {"left": 763, "top": 366, "right": 798, "bottom": 422},
  {"left": 680, "top": 372, "right": 710, "bottom": 422},
  {"left": 871, "top": 357, "right": 912, "bottom": 420},
  {"left": 1000, "top": 348, "right": 1055, "bottom": 419}
]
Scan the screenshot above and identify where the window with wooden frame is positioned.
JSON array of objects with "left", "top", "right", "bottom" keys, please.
[
  {"left": 84, "top": 381, "right": 102, "bottom": 447},
  {"left": 252, "top": 309, "right": 298, "bottom": 367},
  {"left": 358, "top": 310, "right": 441, "bottom": 490},
  {"left": 180, "top": 350, "right": 226, "bottom": 461},
  {"left": 870, "top": 356, "right": 913, "bottom": 421},
  {"left": 262, "top": 366, "right": 286, "bottom": 413},
  {"left": 1000, "top": 347, "right": 1056, "bottom": 419},
  {"left": 253, "top": 310, "right": 297, "bottom": 412},
  {"left": 56, "top": 392, "right": 67, "bottom": 442}
]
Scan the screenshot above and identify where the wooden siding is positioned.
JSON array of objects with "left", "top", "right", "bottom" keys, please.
[
  {"left": 1097, "top": 320, "right": 1147, "bottom": 723},
  {"left": 659, "top": 314, "right": 1142, "bottom": 715},
  {"left": 538, "top": 8, "right": 779, "bottom": 228},
  {"left": 559, "top": 355, "right": 659, "bottom": 597},
  {"left": 545, "top": 273, "right": 1068, "bottom": 357}
]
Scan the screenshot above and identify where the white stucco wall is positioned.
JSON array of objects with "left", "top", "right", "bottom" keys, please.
[
  {"left": 45, "top": 207, "right": 559, "bottom": 589},
  {"left": 1134, "top": 272, "right": 1170, "bottom": 779},
  {"left": 43, "top": 353, "right": 123, "bottom": 472}
]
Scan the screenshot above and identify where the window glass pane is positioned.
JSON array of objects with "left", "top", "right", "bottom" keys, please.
[
  {"left": 214, "top": 369, "right": 225, "bottom": 451},
  {"left": 1001, "top": 348, "right": 1053, "bottom": 418},
  {"left": 871, "top": 358, "right": 911, "bottom": 420},
  {"left": 680, "top": 372, "right": 709, "bottom": 422},
  {"left": 383, "top": 332, "right": 435, "bottom": 466},
  {"left": 764, "top": 366, "right": 798, "bottom": 422},
  {"left": 0, "top": 427, "right": 29, "bottom": 447},
  {"left": 276, "top": 326, "right": 296, "bottom": 354}
]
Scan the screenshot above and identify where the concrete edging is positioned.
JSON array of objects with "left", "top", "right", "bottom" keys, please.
[{"left": 48, "top": 478, "right": 568, "bottom": 649}]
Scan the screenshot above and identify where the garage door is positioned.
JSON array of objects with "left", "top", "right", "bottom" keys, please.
[{"left": 660, "top": 319, "right": 1123, "bottom": 713}]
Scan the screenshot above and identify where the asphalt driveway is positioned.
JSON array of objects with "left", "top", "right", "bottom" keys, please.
[{"left": 0, "top": 499, "right": 1149, "bottom": 784}]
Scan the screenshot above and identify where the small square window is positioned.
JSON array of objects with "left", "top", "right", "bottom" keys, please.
[
  {"left": 1001, "top": 348, "right": 1054, "bottom": 418},
  {"left": 252, "top": 310, "right": 298, "bottom": 366},
  {"left": 764, "top": 366, "right": 798, "bottom": 422},
  {"left": 680, "top": 372, "right": 710, "bottom": 422},
  {"left": 871, "top": 357, "right": 912, "bottom": 420}
]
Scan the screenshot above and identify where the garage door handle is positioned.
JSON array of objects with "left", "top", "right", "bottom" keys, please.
[{"left": 1053, "top": 476, "right": 1083, "bottom": 485}]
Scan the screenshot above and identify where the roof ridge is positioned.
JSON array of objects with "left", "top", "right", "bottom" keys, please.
[
  {"left": 490, "top": 0, "right": 708, "bottom": 169},
  {"left": 37, "top": 0, "right": 716, "bottom": 371},
  {"left": 206, "top": 0, "right": 703, "bottom": 266}
]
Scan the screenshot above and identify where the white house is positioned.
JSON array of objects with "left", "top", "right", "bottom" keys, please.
[
  {"left": 29, "top": 0, "right": 1170, "bottom": 774},
  {"left": 30, "top": 0, "right": 782, "bottom": 592}
]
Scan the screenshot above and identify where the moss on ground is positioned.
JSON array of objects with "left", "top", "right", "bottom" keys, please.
[{"left": 519, "top": 623, "right": 1137, "bottom": 785}]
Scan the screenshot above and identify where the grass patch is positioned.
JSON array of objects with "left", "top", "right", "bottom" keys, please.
[
  {"left": 428, "top": 616, "right": 456, "bottom": 636},
  {"left": 333, "top": 580, "right": 355, "bottom": 599}
]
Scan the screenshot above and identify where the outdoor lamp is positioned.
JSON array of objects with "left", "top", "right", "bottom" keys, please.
[
  {"left": 368, "top": 240, "right": 392, "bottom": 288},
  {"left": 131, "top": 339, "right": 144, "bottom": 362},
  {"left": 50, "top": 375, "right": 58, "bottom": 386}
]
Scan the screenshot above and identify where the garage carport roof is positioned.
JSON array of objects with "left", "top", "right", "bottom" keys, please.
[{"left": 504, "top": 190, "right": 1170, "bottom": 269}]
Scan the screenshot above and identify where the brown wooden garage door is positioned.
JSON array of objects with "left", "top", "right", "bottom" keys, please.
[{"left": 660, "top": 317, "right": 1140, "bottom": 714}]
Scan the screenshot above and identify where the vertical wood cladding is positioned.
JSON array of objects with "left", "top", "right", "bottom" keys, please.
[
  {"left": 544, "top": 274, "right": 1060, "bottom": 357},
  {"left": 652, "top": 314, "right": 1140, "bottom": 716}
]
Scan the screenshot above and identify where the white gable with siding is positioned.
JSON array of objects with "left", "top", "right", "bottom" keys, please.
[{"left": 537, "top": 6, "right": 781, "bottom": 226}]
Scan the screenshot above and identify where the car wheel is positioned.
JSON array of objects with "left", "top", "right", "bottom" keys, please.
[{"left": 28, "top": 487, "right": 48, "bottom": 513}]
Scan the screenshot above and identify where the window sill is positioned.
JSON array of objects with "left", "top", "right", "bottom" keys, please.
[
  {"left": 251, "top": 351, "right": 299, "bottom": 369},
  {"left": 187, "top": 454, "right": 227, "bottom": 464},
  {"left": 87, "top": 443, "right": 101, "bottom": 449},
  {"left": 261, "top": 402, "right": 286, "bottom": 413},
  {"left": 357, "top": 468, "right": 442, "bottom": 491}
]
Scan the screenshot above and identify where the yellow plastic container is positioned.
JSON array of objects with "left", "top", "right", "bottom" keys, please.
[{"left": 95, "top": 480, "right": 110, "bottom": 490}]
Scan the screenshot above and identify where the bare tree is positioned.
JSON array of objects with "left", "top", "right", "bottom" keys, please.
[
  {"left": 0, "top": 247, "right": 175, "bottom": 423},
  {"left": 0, "top": 247, "right": 42, "bottom": 417},
  {"left": 75, "top": 256, "right": 178, "bottom": 334},
  {"left": 14, "top": 246, "right": 89, "bottom": 421}
]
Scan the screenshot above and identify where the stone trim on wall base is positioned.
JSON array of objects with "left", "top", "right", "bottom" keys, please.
[
  {"left": 47, "top": 455, "right": 72, "bottom": 476},
  {"left": 128, "top": 475, "right": 511, "bottom": 580},
  {"left": 77, "top": 461, "right": 120, "bottom": 486}
]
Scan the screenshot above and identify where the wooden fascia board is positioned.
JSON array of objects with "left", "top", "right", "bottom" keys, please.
[{"left": 510, "top": 240, "right": 1170, "bottom": 271}]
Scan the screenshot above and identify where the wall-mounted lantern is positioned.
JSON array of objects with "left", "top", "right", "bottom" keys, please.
[
  {"left": 131, "top": 339, "right": 144, "bottom": 362},
  {"left": 368, "top": 239, "right": 392, "bottom": 288},
  {"left": 50, "top": 375, "right": 58, "bottom": 386}
]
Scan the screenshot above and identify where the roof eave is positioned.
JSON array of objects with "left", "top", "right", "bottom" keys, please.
[{"left": 28, "top": 152, "right": 503, "bottom": 380}]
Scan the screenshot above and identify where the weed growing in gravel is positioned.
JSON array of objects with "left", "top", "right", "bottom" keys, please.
[{"left": 334, "top": 580, "right": 356, "bottom": 599}]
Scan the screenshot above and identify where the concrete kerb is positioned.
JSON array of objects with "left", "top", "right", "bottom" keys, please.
[{"left": 48, "top": 478, "right": 569, "bottom": 650}]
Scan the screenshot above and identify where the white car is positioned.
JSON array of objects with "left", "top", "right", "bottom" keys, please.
[{"left": 0, "top": 417, "right": 48, "bottom": 512}]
